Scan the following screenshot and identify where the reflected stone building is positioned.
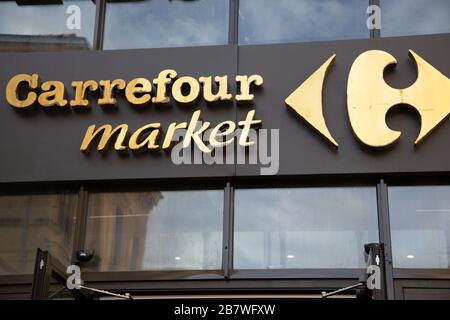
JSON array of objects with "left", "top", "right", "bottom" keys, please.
[
  {"left": 0, "top": 34, "right": 90, "bottom": 52},
  {"left": 85, "top": 192, "right": 163, "bottom": 272}
]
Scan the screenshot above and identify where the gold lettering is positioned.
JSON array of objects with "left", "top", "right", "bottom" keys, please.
[
  {"left": 209, "top": 120, "right": 236, "bottom": 147},
  {"left": 99, "top": 79, "right": 126, "bottom": 106},
  {"left": 235, "top": 75, "right": 263, "bottom": 103},
  {"left": 6, "top": 73, "right": 40, "bottom": 109},
  {"left": 129, "top": 123, "right": 161, "bottom": 151},
  {"left": 182, "top": 110, "right": 211, "bottom": 152},
  {"left": 199, "top": 75, "right": 232, "bottom": 103},
  {"left": 125, "top": 78, "right": 152, "bottom": 105},
  {"left": 162, "top": 122, "right": 188, "bottom": 150},
  {"left": 238, "top": 110, "right": 262, "bottom": 147},
  {"left": 172, "top": 76, "right": 200, "bottom": 105},
  {"left": 152, "top": 69, "right": 177, "bottom": 104},
  {"left": 80, "top": 124, "right": 128, "bottom": 153},
  {"left": 38, "top": 81, "right": 67, "bottom": 107},
  {"left": 70, "top": 80, "right": 99, "bottom": 108}
]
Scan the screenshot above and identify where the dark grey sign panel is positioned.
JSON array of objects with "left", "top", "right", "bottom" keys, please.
[{"left": 1, "top": 34, "right": 450, "bottom": 183}]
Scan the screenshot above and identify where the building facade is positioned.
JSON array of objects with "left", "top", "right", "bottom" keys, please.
[{"left": 0, "top": 0, "right": 449, "bottom": 300}]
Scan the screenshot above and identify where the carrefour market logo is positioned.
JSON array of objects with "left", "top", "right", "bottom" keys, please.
[
  {"left": 286, "top": 50, "right": 450, "bottom": 149},
  {"left": 4, "top": 49, "right": 450, "bottom": 155},
  {"left": 5, "top": 71, "right": 264, "bottom": 154}
]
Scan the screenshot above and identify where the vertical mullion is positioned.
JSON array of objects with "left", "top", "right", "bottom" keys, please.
[
  {"left": 228, "top": 0, "right": 239, "bottom": 45},
  {"left": 376, "top": 179, "right": 395, "bottom": 300},
  {"left": 222, "top": 182, "right": 234, "bottom": 278},
  {"left": 93, "top": 0, "right": 106, "bottom": 50},
  {"left": 72, "top": 185, "right": 88, "bottom": 263}
]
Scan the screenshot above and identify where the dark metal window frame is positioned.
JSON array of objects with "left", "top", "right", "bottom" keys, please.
[{"left": 1, "top": 176, "right": 450, "bottom": 299}]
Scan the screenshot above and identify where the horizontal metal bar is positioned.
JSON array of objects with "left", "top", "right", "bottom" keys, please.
[
  {"left": 230, "top": 269, "right": 364, "bottom": 279},
  {"left": 393, "top": 269, "right": 450, "bottom": 279}
]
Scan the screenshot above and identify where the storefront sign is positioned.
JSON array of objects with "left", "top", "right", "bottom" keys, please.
[
  {"left": 5, "top": 71, "right": 263, "bottom": 153},
  {"left": 1, "top": 35, "right": 450, "bottom": 182},
  {"left": 7, "top": 49, "right": 449, "bottom": 155}
]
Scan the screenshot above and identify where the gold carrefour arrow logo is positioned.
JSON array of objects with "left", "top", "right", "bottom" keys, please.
[
  {"left": 285, "top": 50, "right": 450, "bottom": 149},
  {"left": 285, "top": 54, "right": 338, "bottom": 147}
]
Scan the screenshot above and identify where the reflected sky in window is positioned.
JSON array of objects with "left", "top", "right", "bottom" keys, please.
[
  {"left": 234, "top": 187, "right": 378, "bottom": 269},
  {"left": 381, "top": 0, "right": 450, "bottom": 37},
  {"left": 389, "top": 186, "right": 450, "bottom": 268},
  {"left": 104, "top": 0, "right": 229, "bottom": 50},
  {"left": 0, "top": 0, "right": 95, "bottom": 50},
  {"left": 142, "top": 190, "right": 223, "bottom": 270},
  {"left": 238, "top": 0, "right": 369, "bottom": 45}
]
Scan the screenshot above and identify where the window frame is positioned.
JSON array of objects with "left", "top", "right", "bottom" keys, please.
[
  {"left": 82, "top": 183, "right": 227, "bottom": 274},
  {"left": 231, "top": 184, "right": 381, "bottom": 271}
]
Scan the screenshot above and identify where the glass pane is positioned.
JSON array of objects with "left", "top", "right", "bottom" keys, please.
[
  {"left": 85, "top": 190, "right": 223, "bottom": 271},
  {"left": 104, "top": 0, "right": 229, "bottom": 50},
  {"left": 389, "top": 186, "right": 450, "bottom": 268},
  {"left": 381, "top": 0, "right": 450, "bottom": 37},
  {"left": 0, "top": 192, "right": 77, "bottom": 275},
  {"left": 0, "top": 0, "right": 95, "bottom": 52},
  {"left": 234, "top": 187, "right": 378, "bottom": 269},
  {"left": 238, "top": 0, "right": 369, "bottom": 45}
]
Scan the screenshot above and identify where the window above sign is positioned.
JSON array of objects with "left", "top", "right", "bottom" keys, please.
[
  {"left": 238, "top": 0, "right": 370, "bottom": 45},
  {"left": 103, "top": 0, "right": 230, "bottom": 50},
  {"left": 1, "top": 0, "right": 450, "bottom": 52},
  {"left": 0, "top": 0, "right": 95, "bottom": 52},
  {"left": 381, "top": 0, "right": 450, "bottom": 38}
]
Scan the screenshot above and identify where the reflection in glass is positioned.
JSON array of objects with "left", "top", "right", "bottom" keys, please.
[
  {"left": 234, "top": 187, "right": 378, "bottom": 269},
  {"left": 381, "top": 0, "right": 450, "bottom": 37},
  {"left": 0, "top": 0, "right": 95, "bottom": 52},
  {"left": 238, "top": 0, "right": 369, "bottom": 45},
  {"left": 0, "top": 192, "right": 77, "bottom": 275},
  {"left": 84, "top": 190, "right": 223, "bottom": 271},
  {"left": 389, "top": 186, "right": 450, "bottom": 268},
  {"left": 104, "top": 0, "right": 229, "bottom": 50}
]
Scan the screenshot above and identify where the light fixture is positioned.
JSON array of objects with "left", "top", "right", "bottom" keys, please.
[
  {"left": 287, "top": 255, "right": 295, "bottom": 259},
  {"left": 406, "top": 254, "right": 415, "bottom": 259},
  {"left": 174, "top": 256, "right": 182, "bottom": 261}
]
